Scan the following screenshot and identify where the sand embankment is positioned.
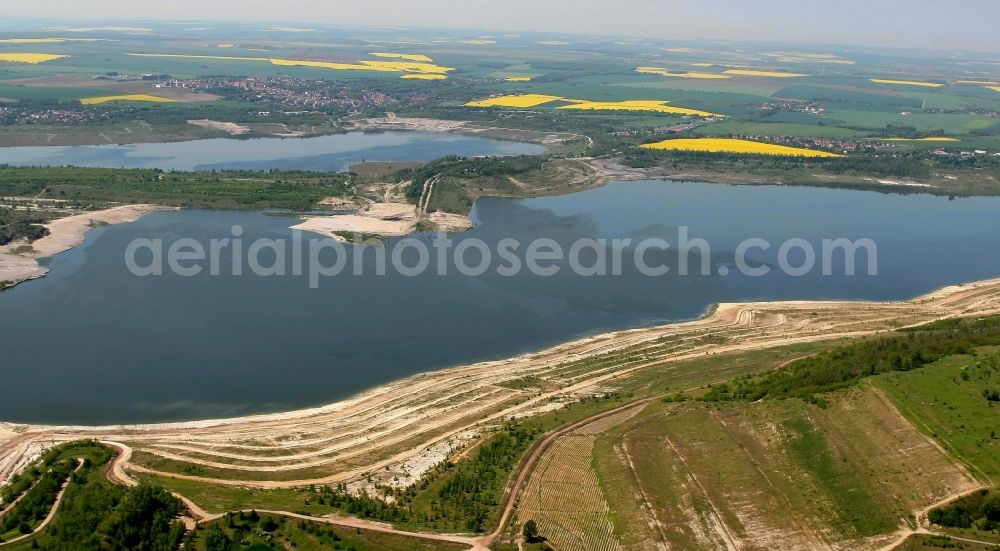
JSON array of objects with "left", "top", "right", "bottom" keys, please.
[
  {"left": 0, "top": 204, "right": 168, "bottom": 288},
  {"left": 291, "top": 202, "right": 472, "bottom": 241},
  {"left": 187, "top": 119, "right": 250, "bottom": 135}
]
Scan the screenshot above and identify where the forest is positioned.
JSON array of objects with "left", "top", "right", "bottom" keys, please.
[
  {"left": 0, "top": 166, "right": 353, "bottom": 211},
  {"left": 0, "top": 441, "right": 185, "bottom": 550}
]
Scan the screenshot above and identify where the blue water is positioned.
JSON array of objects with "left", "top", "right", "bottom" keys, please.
[
  {"left": 1, "top": 180, "right": 998, "bottom": 424},
  {"left": 0, "top": 131, "right": 543, "bottom": 171}
]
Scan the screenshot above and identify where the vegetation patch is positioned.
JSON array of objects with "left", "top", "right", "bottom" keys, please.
[
  {"left": 702, "top": 316, "right": 1000, "bottom": 403},
  {"left": 0, "top": 441, "right": 186, "bottom": 550},
  {"left": 929, "top": 489, "right": 1000, "bottom": 531},
  {"left": 189, "top": 511, "right": 464, "bottom": 551}
]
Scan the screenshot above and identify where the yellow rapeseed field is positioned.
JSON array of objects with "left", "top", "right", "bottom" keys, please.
[
  {"left": 400, "top": 74, "right": 447, "bottom": 80},
  {"left": 80, "top": 94, "right": 177, "bottom": 105},
  {"left": 359, "top": 60, "right": 453, "bottom": 74},
  {"left": 0, "top": 53, "right": 67, "bottom": 64},
  {"left": 641, "top": 138, "right": 842, "bottom": 157},
  {"left": 465, "top": 94, "right": 567, "bottom": 108},
  {"left": 987, "top": 86, "right": 1000, "bottom": 93},
  {"left": 723, "top": 69, "right": 807, "bottom": 78},
  {"left": 504, "top": 76, "right": 532, "bottom": 82},
  {"left": 883, "top": 137, "right": 959, "bottom": 142},
  {"left": 557, "top": 100, "right": 720, "bottom": 117},
  {"left": 636, "top": 66, "right": 730, "bottom": 79},
  {"left": 955, "top": 80, "right": 999, "bottom": 85},
  {"left": 369, "top": 52, "right": 433, "bottom": 62},
  {"left": 870, "top": 78, "right": 944, "bottom": 88},
  {"left": 127, "top": 53, "right": 452, "bottom": 79}
]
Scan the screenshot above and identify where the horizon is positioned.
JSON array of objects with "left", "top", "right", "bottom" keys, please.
[{"left": 3, "top": 0, "right": 1000, "bottom": 54}]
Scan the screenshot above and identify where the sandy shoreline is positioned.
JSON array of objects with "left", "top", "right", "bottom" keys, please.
[
  {"left": 1, "top": 276, "right": 998, "bottom": 438},
  {"left": 0, "top": 276, "right": 994, "bottom": 495},
  {"left": 291, "top": 201, "right": 473, "bottom": 241},
  {"left": 0, "top": 204, "right": 170, "bottom": 289}
]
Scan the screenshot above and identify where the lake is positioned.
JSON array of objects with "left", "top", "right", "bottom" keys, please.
[
  {"left": 1, "top": 181, "right": 999, "bottom": 424},
  {"left": 0, "top": 131, "right": 543, "bottom": 171}
]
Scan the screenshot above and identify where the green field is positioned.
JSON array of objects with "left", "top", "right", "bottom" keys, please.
[{"left": 876, "top": 347, "right": 1000, "bottom": 484}]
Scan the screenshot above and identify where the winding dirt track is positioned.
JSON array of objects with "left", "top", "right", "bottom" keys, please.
[{"left": 2, "top": 278, "right": 1000, "bottom": 549}]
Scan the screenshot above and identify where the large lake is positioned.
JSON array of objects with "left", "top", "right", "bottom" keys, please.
[
  {"left": 2, "top": 181, "right": 999, "bottom": 424},
  {"left": 0, "top": 131, "right": 542, "bottom": 171}
]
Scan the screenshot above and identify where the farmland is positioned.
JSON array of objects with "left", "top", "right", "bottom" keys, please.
[
  {"left": 0, "top": 53, "right": 66, "bottom": 64},
  {"left": 2, "top": 19, "right": 1000, "bottom": 551},
  {"left": 641, "top": 137, "right": 842, "bottom": 157},
  {"left": 78, "top": 93, "right": 176, "bottom": 105},
  {"left": 553, "top": 384, "right": 979, "bottom": 550},
  {"left": 0, "top": 21, "right": 997, "bottom": 192}
]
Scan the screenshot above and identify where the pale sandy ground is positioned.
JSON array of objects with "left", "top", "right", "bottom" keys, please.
[
  {"left": 870, "top": 178, "right": 932, "bottom": 188},
  {"left": 291, "top": 201, "right": 472, "bottom": 241},
  {"left": 0, "top": 205, "right": 169, "bottom": 288},
  {"left": 187, "top": 119, "right": 250, "bottom": 135}
]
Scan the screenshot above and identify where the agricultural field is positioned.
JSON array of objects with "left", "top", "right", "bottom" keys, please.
[
  {"left": 78, "top": 93, "right": 176, "bottom": 105},
  {"left": 0, "top": 20, "right": 997, "bottom": 184},
  {"left": 875, "top": 347, "right": 1000, "bottom": 484},
  {"left": 516, "top": 406, "right": 645, "bottom": 551},
  {"left": 641, "top": 137, "right": 842, "bottom": 157},
  {"left": 577, "top": 386, "right": 979, "bottom": 550}
]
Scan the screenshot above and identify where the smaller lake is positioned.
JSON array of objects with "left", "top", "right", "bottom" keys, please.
[{"left": 0, "top": 131, "right": 543, "bottom": 171}]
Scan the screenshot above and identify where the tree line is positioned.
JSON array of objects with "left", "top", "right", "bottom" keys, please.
[{"left": 701, "top": 316, "right": 1000, "bottom": 403}]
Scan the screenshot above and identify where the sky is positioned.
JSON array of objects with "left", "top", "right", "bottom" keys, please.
[{"left": 6, "top": 0, "right": 1000, "bottom": 53}]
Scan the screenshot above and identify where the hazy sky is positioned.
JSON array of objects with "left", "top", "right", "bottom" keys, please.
[{"left": 7, "top": 0, "right": 1000, "bottom": 53}]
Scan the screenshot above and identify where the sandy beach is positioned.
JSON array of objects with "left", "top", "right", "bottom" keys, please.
[
  {"left": 0, "top": 204, "right": 169, "bottom": 288},
  {"left": 291, "top": 201, "right": 473, "bottom": 241}
]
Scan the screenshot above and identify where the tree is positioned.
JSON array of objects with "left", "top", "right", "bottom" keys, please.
[
  {"left": 982, "top": 493, "right": 1000, "bottom": 522},
  {"left": 203, "top": 524, "right": 233, "bottom": 551},
  {"left": 522, "top": 519, "right": 540, "bottom": 542}
]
